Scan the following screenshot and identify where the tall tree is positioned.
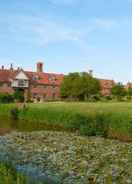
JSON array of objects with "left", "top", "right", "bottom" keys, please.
[
  {"left": 111, "top": 83, "right": 126, "bottom": 101},
  {"left": 126, "top": 87, "right": 132, "bottom": 100},
  {"left": 61, "top": 72, "right": 100, "bottom": 101}
]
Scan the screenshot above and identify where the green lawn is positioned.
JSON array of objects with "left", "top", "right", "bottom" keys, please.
[{"left": 28, "top": 101, "right": 132, "bottom": 114}]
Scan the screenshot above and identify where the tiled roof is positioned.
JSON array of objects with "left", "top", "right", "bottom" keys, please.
[
  {"left": 0, "top": 69, "right": 17, "bottom": 82},
  {"left": 0, "top": 69, "right": 64, "bottom": 86}
]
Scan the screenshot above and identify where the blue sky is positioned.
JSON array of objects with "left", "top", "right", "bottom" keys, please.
[{"left": 0, "top": 0, "right": 132, "bottom": 83}]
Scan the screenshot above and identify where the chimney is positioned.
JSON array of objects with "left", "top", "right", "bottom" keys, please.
[
  {"left": 1, "top": 65, "right": 4, "bottom": 70},
  {"left": 37, "top": 62, "right": 43, "bottom": 73},
  {"left": 10, "top": 64, "right": 13, "bottom": 71},
  {"left": 17, "top": 67, "right": 20, "bottom": 71},
  {"left": 89, "top": 70, "right": 93, "bottom": 76}
]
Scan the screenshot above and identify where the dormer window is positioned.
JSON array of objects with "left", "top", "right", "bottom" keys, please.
[
  {"left": 33, "top": 75, "right": 40, "bottom": 80},
  {"left": 48, "top": 76, "right": 57, "bottom": 82}
]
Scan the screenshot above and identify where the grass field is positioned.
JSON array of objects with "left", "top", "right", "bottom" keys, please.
[{"left": 1, "top": 102, "right": 132, "bottom": 141}]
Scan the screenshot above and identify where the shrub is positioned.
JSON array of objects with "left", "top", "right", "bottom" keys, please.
[
  {"left": 0, "top": 93, "right": 14, "bottom": 103},
  {"left": 13, "top": 90, "right": 24, "bottom": 102},
  {"left": 65, "top": 113, "right": 91, "bottom": 130},
  {"left": 10, "top": 107, "right": 19, "bottom": 120}
]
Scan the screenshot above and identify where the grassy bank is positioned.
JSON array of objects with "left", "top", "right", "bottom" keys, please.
[{"left": 1, "top": 102, "right": 132, "bottom": 141}]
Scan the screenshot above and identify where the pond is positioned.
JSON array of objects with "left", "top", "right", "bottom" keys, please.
[{"left": 0, "top": 117, "right": 59, "bottom": 184}]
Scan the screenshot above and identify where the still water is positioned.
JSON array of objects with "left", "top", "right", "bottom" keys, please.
[
  {"left": 0, "top": 117, "right": 56, "bottom": 135},
  {"left": 0, "top": 117, "right": 59, "bottom": 184}
]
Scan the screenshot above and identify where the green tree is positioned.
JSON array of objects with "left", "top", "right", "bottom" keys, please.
[
  {"left": 0, "top": 93, "right": 14, "bottom": 103},
  {"left": 61, "top": 72, "right": 100, "bottom": 101},
  {"left": 111, "top": 83, "right": 126, "bottom": 101},
  {"left": 13, "top": 90, "right": 24, "bottom": 102},
  {"left": 126, "top": 87, "right": 132, "bottom": 100}
]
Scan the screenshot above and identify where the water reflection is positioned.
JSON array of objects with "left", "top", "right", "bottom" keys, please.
[
  {"left": 0, "top": 117, "right": 47, "bottom": 134},
  {"left": 0, "top": 117, "right": 64, "bottom": 135}
]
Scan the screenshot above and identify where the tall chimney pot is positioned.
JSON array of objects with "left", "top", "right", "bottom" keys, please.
[
  {"left": 10, "top": 64, "right": 13, "bottom": 71},
  {"left": 37, "top": 62, "right": 43, "bottom": 73}
]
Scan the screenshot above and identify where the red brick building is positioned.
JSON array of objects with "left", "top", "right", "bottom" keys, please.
[
  {"left": 0, "top": 62, "right": 64, "bottom": 102},
  {"left": 99, "top": 79, "right": 115, "bottom": 96},
  {"left": 126, "top": 82, "right": 132, "bottom": 90},
  {"left": 0, "top": 62, "right": 116, "bottom": 101}
]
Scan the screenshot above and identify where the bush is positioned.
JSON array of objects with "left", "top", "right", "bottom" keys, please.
[
  {"left": 88, "top": 95, "right": 101, "bottom": 102},
  {"left": 0, "top": 93, "right": 14, "bottom": 103},
  {"left": 13, "top": 90, "right": 24, "bottom": 102},
  {"left": 65, "top": 114, "right": 91, "bottom": 130},
  {"left": 10, "top": 107, "right": 19, "bottom": 120}
]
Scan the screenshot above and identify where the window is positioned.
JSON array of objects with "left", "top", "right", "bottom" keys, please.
[
  {"left": 33, "top": 75, "right": 40, "bottom": 80},
  {"left": 52, "top": 86, "right": 56, "bottom": 89},
  {"left": 43, "top": 85, "right": 47, "bottom": 89},
  {"left": 43, "top": 93, "right": 46, "bottom": 99},
  {"left": 33, "top": 93, "right": 37, "bottom": 98},
  {"left": 18, "top": 80, "right": 27, "bottom": 87},
  {"left": 48, "top": 76, "right": 57, "bottom": 83},
  {"left": 52, "top": 93, "right": 56, "bottom": 100}
]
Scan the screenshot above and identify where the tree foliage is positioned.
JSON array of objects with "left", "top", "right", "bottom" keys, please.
[
  {"left": 61, "top": 72, "right": 101, "bottom": 101},
  {"left": 13, "top": 90, "right": 24, "bottom": 102},
  {"left": 0, "top": 93, "right": 14, "bottom": 103},
  {"left": 111, "top": 83, "right": 126, "bottom": 101}
]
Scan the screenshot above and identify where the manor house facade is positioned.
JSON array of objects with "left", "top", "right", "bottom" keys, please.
[
  {"left": 0, "top": 62, "right": 117, "bottom": 101},
  {"left": 0, "top": 62, "right": 64, "bottom": 101}
]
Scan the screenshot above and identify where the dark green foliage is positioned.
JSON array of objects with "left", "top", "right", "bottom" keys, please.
[
  {"left": 61, "top": 72, "right": 101, "bottom": 101},
  {"left": 111, "top": 83, "right": 126, "bottom": 101},
  {"left": 13, "top": 90, "right": 24, "bottom": 102},
  {"left": 127, "top": 87, "right": 132, "bottom": 96},
  {"left": 79, "top": 113, "right": 109, "bottom": 137},
  {"left": 65, "top": 114, "right": 91, "bottom": 130},
  {"left": 10, "top": 107, "right": 19, "bottom": 120},
  {"left": 126, "top": 87, "right": 132, "bottom": 100},
  {"left": 0, "top": 93, "right": 14, "bottom": 103},
  {"left": 0, "top": 162, "right": 27, "bottom": 184}
]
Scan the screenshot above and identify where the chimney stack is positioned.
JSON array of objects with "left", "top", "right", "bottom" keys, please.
[
  {"left": 1, "top": 65, "right": 4, "bottom": 70},
  {"left": 89, "top": 70, "right": 93, "bottom": 76},
  {"left": 37, "top": 62, "right": 43, "bottom": 73},
  {"left": 10, "top": 64, "right": 13, "bottom": 71}
]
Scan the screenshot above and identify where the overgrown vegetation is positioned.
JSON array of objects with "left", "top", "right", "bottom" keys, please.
[
  {"left": 0, "top": 162, "right": 27, "bottom": 184},
  {"left": 0, "top": 93, "right": 14, "bottom": 103},
  {"left": 1, "top": 102, "right": 132, "bottom": 141},
  {"left": 0, "top": 90, "right": 24, "bottom": 104},
  {"left": 13, "top": 90, "right": 24, "bottom": 103}
]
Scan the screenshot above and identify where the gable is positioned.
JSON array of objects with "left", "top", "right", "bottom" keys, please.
[{"left": 15, "top": 71, "right": 29, "bottom": 80}]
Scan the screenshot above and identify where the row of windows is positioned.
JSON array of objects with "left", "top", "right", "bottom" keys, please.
[
  {"left": 32, "top": 93, "right": 57, "bottom": 99},
  {"left": 32, "top": 85, "right": 58, "bottom": 90},
  {"left": 0, "top": 83, "right": 10, "bottom": 87},
  {"left": 32, "top": 75, "right": 58, "bottom": 83},
  {"left": 0, "top": 82, "right": 58, "bottom": 90}
]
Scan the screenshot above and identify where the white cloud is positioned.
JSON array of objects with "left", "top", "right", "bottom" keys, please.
[
  {"left": 0, "top": 12, "right": 119, "bottom": 48},
  {"left": 93, "top": 18, "right": 118, "bottom": 30}
]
